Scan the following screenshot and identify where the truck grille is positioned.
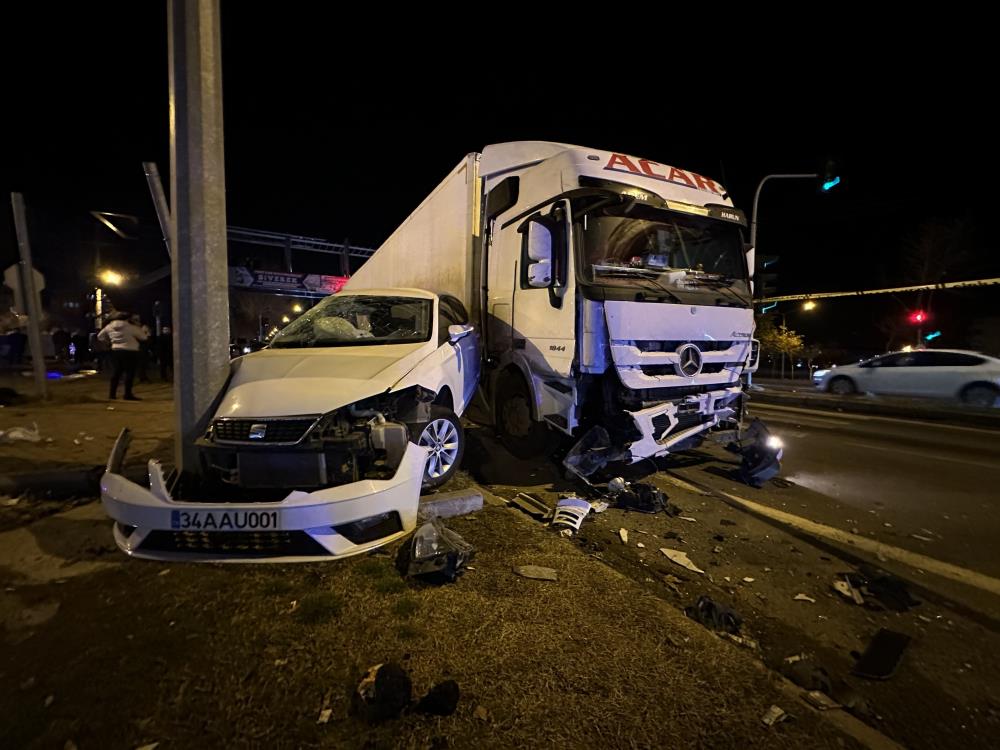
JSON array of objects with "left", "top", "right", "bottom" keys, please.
[
  {"left": 213, "top": 418, "right": 316, "bottom": 444},
  {"left": 140, "top": 530, "right": 330, "bottom": 557},
  {"left": 641, "top": 363, "right": 729, "bottom": 376},
  {"left": 634, "top": 340, "right": 736, "bottom": 353}
]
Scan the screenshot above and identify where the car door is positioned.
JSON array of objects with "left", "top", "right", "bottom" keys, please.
[
  {"left": 437, "top": 296, "right": 479, "bottom": 415},
  {"left": 857, "top": 352, "right": 914, "bottom": 395}
]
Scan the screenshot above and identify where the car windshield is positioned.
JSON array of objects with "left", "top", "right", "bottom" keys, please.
[
  {"left": 574, "top": 199, "right": 750, "bottom": 305},
  {"left": 270, "top": 295, "right": 432, "bottom": 348}
]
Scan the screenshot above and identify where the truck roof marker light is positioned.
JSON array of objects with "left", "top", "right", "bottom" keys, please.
[
  {"left": 760, "top": 302, "right": 777, "bottom": 313},
  {"left": 665, "top": 200, "right": 710, "bottom": 217},
  {"left": 821, "top": 176, "right": 841, "bottom": 192},
  {"left": 587, "top": 155, "right": 601, "bottom": 161},
  {"left": 925, "top": 331, "right": 942, "bottom": 341}
]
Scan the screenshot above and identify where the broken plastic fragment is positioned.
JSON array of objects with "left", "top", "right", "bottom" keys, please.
[
  {"left": 618, "top": 528, "right": 629, "bottom": 544},
  {"left": 405, "top": 518, "right": 474, "bottom": 583},
  {"left": 761, "top": 705, "right": 787, "bottom": 726},
  {"left": 513, "top": 565, "right": 558, "bottom": 581},
  {"left": 794, "top": 593, "right": 817, "bottom": 603},
  {"left": 660, "top": 548, "right": 704, "bottom": 574}
]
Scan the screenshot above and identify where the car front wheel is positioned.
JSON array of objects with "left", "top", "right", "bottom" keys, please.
[
  {"left": 416, "top": 406, "right": 464, "bottom": 489},
  {"left": 828, "top": 376, "right": 857, "bottom": 396}
]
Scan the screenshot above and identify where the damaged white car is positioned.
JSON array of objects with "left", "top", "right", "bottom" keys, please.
[{"left": 101, "top": 289, "right": 480, "bottom": 561}]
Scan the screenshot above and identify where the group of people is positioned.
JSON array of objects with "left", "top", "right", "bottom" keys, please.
[{"left": 96, "top": 313, "right": 172, "bottom": 400}]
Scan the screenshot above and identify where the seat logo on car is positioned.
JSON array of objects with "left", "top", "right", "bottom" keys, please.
[
  {"left": 248, "top": 423, "right": 267, "bottom": 440},
  {"left": 675, "top": 343, "right": 704, "bottom": 378}
]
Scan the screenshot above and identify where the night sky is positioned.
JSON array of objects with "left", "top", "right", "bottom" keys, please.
[{"left": 2, "top": 6, "right": 996, "bottom": 357}]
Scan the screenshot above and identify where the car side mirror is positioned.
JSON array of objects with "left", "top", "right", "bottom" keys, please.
[
  {"left": 526, "top": 221, "right": 553, "bottom": 288},
  {"left": 448, "top": 323, "right": 474, "bottom": 343}
]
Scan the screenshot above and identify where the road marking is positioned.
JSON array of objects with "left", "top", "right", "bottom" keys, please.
[
  {"left": 843, "top": 440, "right": 1000, "bottom": 471},
  {"left": 753, "top": 401, "right": 1000, "bottom": 436},
  {"left": 714, "top": 488, "right": 1000, "bottom": 597}
]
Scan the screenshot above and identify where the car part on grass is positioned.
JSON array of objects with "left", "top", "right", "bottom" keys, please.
[
  {"left": 403, "top": 517, "right": 474, "bottom": 583},
  {"left": 685, "top": 595, "right": 742, "bottom": 634},
  {"left": 550, "top": 497, "right": 591, "bottom": 533},
  {"left": 660, "top": 548, "right": 705, "bottom": 574},
  {"left": 852, "top": 629, "right": 910, "bottom": 680},
  {"left": 793, "top": 593, "right": 817, "bottom": 603},
  {"left": 616, "top": 482, "right": 679, "bottom": 515},
  {"left": 415, "top": 679, "right": 461, "bottom": 716},
  {"left": 352, "top": 663, "right": 412, "bottom": 723},
  {"left": 513, "top": 565, "right": 558, "bottom": 581},
  {"left": 731, "top": 418, "right": 783, "bottom": 487},
  {"left": 761, "top": 705, "right": 789, "bottom": 727}
]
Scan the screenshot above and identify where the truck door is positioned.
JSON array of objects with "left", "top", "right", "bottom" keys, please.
[{"left": 510, "top": 200, "right": 576, "bottom": 378}]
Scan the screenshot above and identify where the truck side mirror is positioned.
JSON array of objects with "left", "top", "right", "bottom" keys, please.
[
  {"left": 526, "top": 221, "right": 554, "bottom": 288},
  {"left": 448, "top": 323, "right": 474, "bottom": 343}
]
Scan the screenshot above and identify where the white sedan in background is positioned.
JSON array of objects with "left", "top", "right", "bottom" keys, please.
[{"left": 817, "top": 349, "right": 1000, "bottom": 407}]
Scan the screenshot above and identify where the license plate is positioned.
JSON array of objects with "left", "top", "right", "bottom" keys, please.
[{"left": 170, "top": 509, "right": 280, "bottom": 531}]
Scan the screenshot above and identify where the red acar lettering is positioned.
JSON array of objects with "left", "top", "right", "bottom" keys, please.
[{"left": 604, "top": 153, "right": 722, "bottom": 195}]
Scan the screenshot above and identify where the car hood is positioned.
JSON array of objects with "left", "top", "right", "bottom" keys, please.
[{"left": 214, "top": 342, "right": 432, "bottom": 419}]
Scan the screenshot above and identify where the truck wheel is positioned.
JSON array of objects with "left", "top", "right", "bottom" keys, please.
[
  {"left": 828, "top": 376, "right": 857, "bottom": 395},
  {"left": 416, "top": 406, "right": 464, "bottom": 489},
  {"left": 960, "top": 383, "right": 999, "bottom": 408},
  {"left": 496, "top": 372, "right": 550, "bottom": 459}
]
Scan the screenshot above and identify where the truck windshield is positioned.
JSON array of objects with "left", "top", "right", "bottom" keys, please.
[
  {"left": 270, "top": 295, "right": 432, "bottom": 348},
  {"left": 575, "top": 201, "right": 750, "bottom": 305}
]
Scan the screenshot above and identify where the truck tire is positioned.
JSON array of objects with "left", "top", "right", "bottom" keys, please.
[
  {"left": 415, "top": 406, "right": 464, "bottom": 489},
  {"left": 496, "top": 372, "right": 551, "bottom": 459},
  {"left": 828, "top": 376, "right": 857, "bottom": 395}
]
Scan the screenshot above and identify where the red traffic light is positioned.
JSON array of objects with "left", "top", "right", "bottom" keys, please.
[{"left": 908, "top": 310, "right": 928, "bottom": 324}]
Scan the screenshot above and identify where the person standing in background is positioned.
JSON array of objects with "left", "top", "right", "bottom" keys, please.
[{"left": 98, "top": 312, "right": 149, "bottom": 400}]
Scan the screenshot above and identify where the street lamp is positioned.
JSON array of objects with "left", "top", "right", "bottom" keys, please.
[
  {"left": 292, "top": 303, "right": 303, "bottom": 314},
  {"left": 802, "top": 300, "right": 817, "bottom": 311},
  {"left": 99, "top": 269, "right": 124, "bottom": 286},
  {"left": 281, "top": 315, "right": 290, "bottom": 324}
]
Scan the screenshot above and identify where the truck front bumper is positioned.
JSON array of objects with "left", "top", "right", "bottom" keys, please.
[
  {"left": 627, "top": 385, "right": 741, "bottom": 461},
  {"left": 100, "top": 441, "right": 428, "bottom": 562}
]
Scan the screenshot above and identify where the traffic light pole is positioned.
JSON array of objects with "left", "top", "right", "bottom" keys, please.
[{"left": 749, "top": 173, "right": 818, "bottom": 250}]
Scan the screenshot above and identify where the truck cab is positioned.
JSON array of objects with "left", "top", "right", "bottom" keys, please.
[{"left": 479, "top": 143, "right": 757, "bottom": 461}]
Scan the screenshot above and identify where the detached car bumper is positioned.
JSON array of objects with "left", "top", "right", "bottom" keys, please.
[
  {"left": 100, "top": 441, "right": 428, "bottom": 562},
  {"left": 627, "top": 385, "right": 742, "bottom": 461}
]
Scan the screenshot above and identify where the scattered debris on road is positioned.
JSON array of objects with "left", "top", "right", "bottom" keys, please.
[
  {"left": 793, "top": 593, "right": 816, "bottom": 603},
  {"left": 660, "top": 548, "right": 704, "bottom": 574},
  {"left": 910, "top": 533, "right": 934, "bottom": 542},
  {"left": 685, "top": 596, "right": 742, "bottom": 634},
  {"left": 853, "top": 629, "right": 911, "bottom": 680},
  {"left": 618, "top": 528, "right": 629, "bottom": 545},
  {"left": 550, "top": 497, "right": 591, "bottom": 532},
  {"left": 0, "top": 423, "right": 42, "bottom": 443},
  {"left": 508, "top": 492, "right": 553, "bottom": 521}
]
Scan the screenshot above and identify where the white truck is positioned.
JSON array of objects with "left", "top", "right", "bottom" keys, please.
[{"left": 346, "top": 141, "right": 760, "bottom": 465}]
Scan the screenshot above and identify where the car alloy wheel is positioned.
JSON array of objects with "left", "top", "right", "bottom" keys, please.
[{"left": 418, "top": 417, "right": 461, "bottom": 481}]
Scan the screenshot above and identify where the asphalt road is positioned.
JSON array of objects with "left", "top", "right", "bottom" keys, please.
[{"left": 747, "top": 400, "right": 1000, "bottom": 579}]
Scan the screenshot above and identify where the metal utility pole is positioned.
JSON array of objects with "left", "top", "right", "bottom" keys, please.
[
  {"left": 168, "top": 0, "right": 230, "bottom": 474},
  {"left": 10, "top": 193, "right": 48, "bottom": 399}
]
